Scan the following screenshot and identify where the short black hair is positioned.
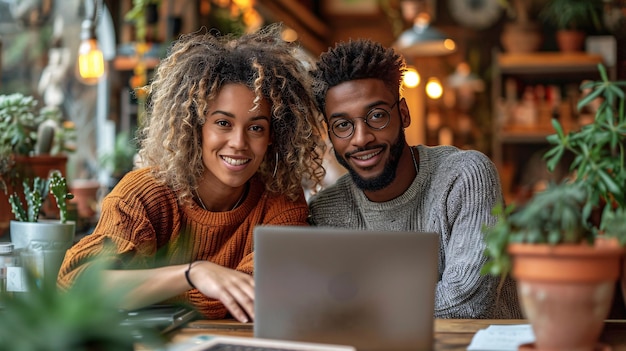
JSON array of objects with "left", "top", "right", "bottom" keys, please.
[{"left": 311, "top": 39, "right": 406, "bottom": 113}]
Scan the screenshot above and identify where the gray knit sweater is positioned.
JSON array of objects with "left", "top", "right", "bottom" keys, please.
[{"left": 308, "top": 145, "right": 522, "bottom": 319}]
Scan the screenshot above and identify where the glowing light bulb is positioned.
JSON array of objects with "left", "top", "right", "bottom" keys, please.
[
  {"left": 403, "top": 67, "right": 420, "bottom": 88},
  {"left": 78, "top": 38, "right": 104, "bottom": 85},
  {"left": 425, "top": 78, "right": 443, "bottom": 100}
]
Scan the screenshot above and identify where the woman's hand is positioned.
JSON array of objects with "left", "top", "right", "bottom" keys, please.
[{"left": 187, "top": 261, "right": 255, "bottom": 323}]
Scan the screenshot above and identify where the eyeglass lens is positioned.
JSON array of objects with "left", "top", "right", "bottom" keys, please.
[{"left": 331, "top": 107, "right": 391, "bottom": 138}]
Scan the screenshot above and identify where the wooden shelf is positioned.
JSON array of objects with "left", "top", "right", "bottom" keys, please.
[
  {"left": 113, "top": 56, "right": 160, "bottom": 71},
  {"left": 491, "top": 51, "right": 603, "bottom": 202},
  {"left": 497, "top": 52, "right": 604, "bottom": 74},
  {"left": 498, "top": 123, "right": 579, "bottom": 143}
]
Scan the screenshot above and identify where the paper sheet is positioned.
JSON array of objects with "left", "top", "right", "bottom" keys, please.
[{"left": 467, "top": 324, "right": 535, "bottom": 351}]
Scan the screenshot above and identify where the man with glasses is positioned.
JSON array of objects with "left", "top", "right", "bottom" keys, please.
[{"left": 308, "top": 39, "right": 521, "bottom": 319}]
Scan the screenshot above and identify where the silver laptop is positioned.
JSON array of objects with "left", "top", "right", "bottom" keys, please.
[{"left": 253, "top": 226, "right": 439, "bottom": 351}]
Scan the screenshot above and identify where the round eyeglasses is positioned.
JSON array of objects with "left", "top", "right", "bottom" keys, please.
[{"left": 329, "top": 100, "right": 399, "bottom": 139}]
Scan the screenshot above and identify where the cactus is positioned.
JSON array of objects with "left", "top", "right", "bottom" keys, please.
[
  {"left": 8, "top": 194, "right": 29, "bottom": 222},
  {"left": 8, "top": 170, "right": 73, "bottom": 223},
  {"left": 48, "top": 170, "right": 74, "bottom": 223},
  {"left": 9, "top": 177, "right": 47, "bottom": 222}
]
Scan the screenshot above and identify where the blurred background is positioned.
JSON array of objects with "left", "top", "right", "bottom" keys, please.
[{"left": 0, "top": 0, "right": 625, "bottom": 232}]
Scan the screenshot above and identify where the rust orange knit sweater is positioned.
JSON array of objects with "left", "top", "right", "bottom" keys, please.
[{"left": 58, "top": 167, "right": 309, "bottom": 318}]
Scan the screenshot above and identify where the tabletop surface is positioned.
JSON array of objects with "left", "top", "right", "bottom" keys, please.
[{"left": 154, "top": 318, "right": 626, "bottom": 351}]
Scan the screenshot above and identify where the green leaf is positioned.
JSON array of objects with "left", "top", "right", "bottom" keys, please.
[
  {"left": 577, "top": 88, "right": 603, "bottom": 110},
  {"left": 598, "top": 169, "right": 621, "bottom": 195}
]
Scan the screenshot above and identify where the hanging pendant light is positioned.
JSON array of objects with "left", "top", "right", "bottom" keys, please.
[
  {"left": 394, "top": 12, "right": 456, "bottom": 57},
  {"left": 77, "top": 0, "right": 105, "bottom": 85}
]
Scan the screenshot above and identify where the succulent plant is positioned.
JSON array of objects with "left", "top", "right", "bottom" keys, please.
[
  {"left": 8, "top": 170, "right": 74, "bottom": 223},
  {"left": 9, "top": 176, "right": 47, "bottom": 223},
  {"left": 48, "top": 170, "right": 74, "bottom": 223},
  {"left": 0, "top": 93, "right": 45, "bottom": 157}
]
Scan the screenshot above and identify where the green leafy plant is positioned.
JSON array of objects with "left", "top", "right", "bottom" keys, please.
[
  {"left": 0, "top": 93, "right": 76, "bottom": 192},
  {"left": 539, "top": 0, "right": 604, "bottom": 31},
  {"left": 0, "top": 93, "right": 76, "bottom": 156},
  {"left": 0, "top": 258, "right": 163, "bottom": 351},
  {"left": 545, "top": 64, "right": 626, "bottom": 231},
  {"left": 9, "top": 170, "right": 74, "bottom": 223},
  {"left": 483, "top": 63, "right": 626, "bottom": 276},
  {"left": 482, "top": 182, "right": 590, "bottom": 275}
]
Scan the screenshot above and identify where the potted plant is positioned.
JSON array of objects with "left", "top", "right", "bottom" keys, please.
[
  {"left": 9, "top": 170, "right": 76, "bottom": 290},
  {"left": 482, "top": 64, "right": 626, "bottom": 350},
  {"left": 539, "top": 0, "right": 604, "bottom": 52},
  {"left": 0, "top": 93, "right": 75, "bottom": 234}
]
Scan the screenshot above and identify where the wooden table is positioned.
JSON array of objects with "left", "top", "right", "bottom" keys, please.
[{"left": 161, "top": 319, "right": 626, "bottom": 351}]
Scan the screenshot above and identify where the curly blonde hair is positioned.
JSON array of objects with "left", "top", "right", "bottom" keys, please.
[{"left": 138, "top": 24, "right": 326, "bottom": 205}]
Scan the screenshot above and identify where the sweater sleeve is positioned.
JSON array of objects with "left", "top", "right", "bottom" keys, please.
[
  {"left": 433, "top": 151, "right": 521, "bottom": 319},
  {"left": 58, "top": 169, "right": 179, "bottom": 290}
]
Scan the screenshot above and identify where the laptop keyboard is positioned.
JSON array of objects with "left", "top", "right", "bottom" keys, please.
[{"left": 201, "top": 343, "right": 304, "bottom": 351}]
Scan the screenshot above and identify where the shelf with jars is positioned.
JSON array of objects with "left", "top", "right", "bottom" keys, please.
[{"left": 490, "top": 51, "right": 613, "bottom": 204}]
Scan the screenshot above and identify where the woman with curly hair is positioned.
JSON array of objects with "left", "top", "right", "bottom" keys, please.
[{"left": 58, "top": 24, "right": 326, "bottom": 322}]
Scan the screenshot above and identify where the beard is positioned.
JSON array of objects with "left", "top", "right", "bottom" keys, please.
[{"left": 334, "top": 127, "right": 406, "bottom": 191}]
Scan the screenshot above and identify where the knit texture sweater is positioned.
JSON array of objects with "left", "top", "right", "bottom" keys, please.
[
  {"left": 308, "top": 145, "right": 522, "bottom": 319},
  {"left": 58, "top": 167, "right": 309, "bottom": 319}
]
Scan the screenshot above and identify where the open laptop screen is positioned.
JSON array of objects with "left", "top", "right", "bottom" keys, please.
[{"left": 253, "top": 226, "right": 439, "bottom": 351}]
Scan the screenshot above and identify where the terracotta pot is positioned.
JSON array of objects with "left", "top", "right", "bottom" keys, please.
[
  {"left": 69, "top": 179, "right": 100, "bottom": 219},
  {"left": 556, "top": 30, "right": 586, "bottom": 52},
  {"left": 509, "top": 239, "right": 623, "bottom": 351},
  {"left": 622, "top": 258, "right": 626, "bottom": 316}
]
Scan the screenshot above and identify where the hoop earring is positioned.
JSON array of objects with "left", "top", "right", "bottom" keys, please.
[{"left": 273, "top": 152, "right": 278, "bottom": 178}]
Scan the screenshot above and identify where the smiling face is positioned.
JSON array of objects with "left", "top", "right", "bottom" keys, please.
[
  {"left": 201, "top": 83, "right": 272, "bottom": 190},
  {"left": 325, "top": 78, "right": 412, "bottom": 198}
]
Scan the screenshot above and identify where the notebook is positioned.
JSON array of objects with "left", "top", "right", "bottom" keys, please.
[{"left": 253, "top": 226, "right": 440, "bottom": 351}]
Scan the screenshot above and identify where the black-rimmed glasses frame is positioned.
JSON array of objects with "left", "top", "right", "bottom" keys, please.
[{"left": 329, "top": 100, "right": 400, "bottom": 139}]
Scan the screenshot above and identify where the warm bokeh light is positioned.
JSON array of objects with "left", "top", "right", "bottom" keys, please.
[
  {"left": 77, "top": 38, "right": 104, "bottom": 85},
  {"left": 425, "top": 77, "right": 443, "bottom": 99},
  {"left": 403, "top": 67, "right": 420, "bottom": 88},
  {"left": 281, "top": 27, "right": 298, "bottom": 42},
  {"left": 233, "top": 0, "right": 254, "bottom": 9},
  {"left": 443, "top": 39, "right": 456, "bottom": 52}
]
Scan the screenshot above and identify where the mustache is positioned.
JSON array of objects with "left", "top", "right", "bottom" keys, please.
[{"left": 344, "top": 144, "right": 387, "bottom": 158}]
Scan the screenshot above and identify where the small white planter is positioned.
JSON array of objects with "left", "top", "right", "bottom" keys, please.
[{"left": 10, "top": 220, "right": 75, "bottom": 288}]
